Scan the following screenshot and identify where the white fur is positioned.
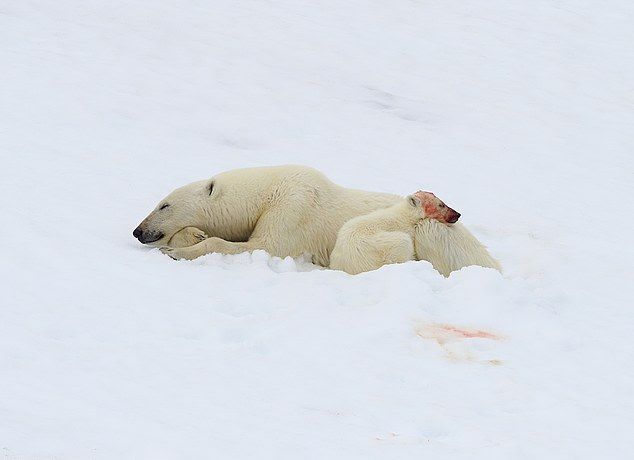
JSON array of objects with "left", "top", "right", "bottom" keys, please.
[
  {"left": 135, "top": 165, "right": 400, "bottom": 265},
  {"left": 414, "top": 219, "right": 501, "bottom": 277},
  {"left": 329, "top": 198, "right": 501, "bottom": 276},
  {"left": 330, "top": 200, "right": 420, "bottom": 274},
  {"left": 167, "top": 227, "right": 208, "bottom": 248}
]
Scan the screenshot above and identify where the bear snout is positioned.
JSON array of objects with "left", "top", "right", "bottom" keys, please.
[
  {"left": 446, "top": 209, "right": 461, "bottom": 224},
  {"left": 133, "top": 226, "right": 164, "bottom": 244}
]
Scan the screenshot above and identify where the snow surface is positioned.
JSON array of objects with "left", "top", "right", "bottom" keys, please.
[{"left": 2, "top": 0, "right": 633, "bottom": 458}]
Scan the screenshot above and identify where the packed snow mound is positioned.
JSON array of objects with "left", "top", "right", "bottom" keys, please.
[
  {"left": 2, "top": 0, "right": 633, "bottom": 459},
  {"left": 189, "top": 250, "right": 319, "bottom": 273}
]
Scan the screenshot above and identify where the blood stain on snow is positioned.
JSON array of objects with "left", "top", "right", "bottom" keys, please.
[
  {"left": 437, "top": 324, "right": 501, "bottom": 340},
  {"left": 417, "top": 323, "right": 504, "bottom": 364}
]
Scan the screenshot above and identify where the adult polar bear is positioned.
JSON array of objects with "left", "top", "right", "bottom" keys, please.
[{"left": 133, "top": 165, "right": 401, "bottom": 266}]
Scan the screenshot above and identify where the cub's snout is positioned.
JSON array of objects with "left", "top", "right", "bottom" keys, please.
[{"left": 446, "top": 209, "right": 461, "bottom": 224}]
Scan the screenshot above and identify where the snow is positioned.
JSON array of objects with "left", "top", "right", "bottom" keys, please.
[{"left": 2, "top": 0, "right": 633, "bottom": 458}]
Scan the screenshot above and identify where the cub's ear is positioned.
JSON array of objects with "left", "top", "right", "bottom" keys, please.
[{"left": 408, "top": 194, "right": 421, "bottom": 207}]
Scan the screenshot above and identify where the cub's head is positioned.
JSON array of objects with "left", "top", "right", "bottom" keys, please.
[
  {"left": 408, "top": 191, "right": 460, "bottom": 224},
  {"left": 133, "top": 179, "right": 214, "bottom": 246}
]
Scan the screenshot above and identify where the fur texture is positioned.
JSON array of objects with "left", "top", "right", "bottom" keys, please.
[
  {"left": 133, "top": 165, "right": 401, "bottom": 266},
  {"left": 414, "top": 219, "right": 501, "bottom": 277},
  {"left": 329, "top": 192, "right": 459, "bottom": 275},
  {"left": 329, "top": 200, "right": 418, "bottom": 274},
  {"left": 167, "top": 227, "right": 209, "bottom": 248}
]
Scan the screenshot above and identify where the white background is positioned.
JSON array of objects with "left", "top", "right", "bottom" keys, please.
[{"left": 2, "top": 1, "right": 633, "bottom": 458}]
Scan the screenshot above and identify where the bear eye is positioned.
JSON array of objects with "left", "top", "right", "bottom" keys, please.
[
  {"left": 159, "top": 203, "right": 169, "bottom": 210},
  {"left": 208, "top": 181, "right": 214, "bottom": 196},
  {"left": 439, "top": 203, "right": 446, "bottom": 208}
]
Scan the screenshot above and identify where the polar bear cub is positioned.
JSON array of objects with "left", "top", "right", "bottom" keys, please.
[{"left": 330, "top": 191, "right": 460, "bottom": 275}]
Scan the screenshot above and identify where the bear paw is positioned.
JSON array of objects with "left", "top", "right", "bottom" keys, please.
[
  {"left": 167, "top": 227, "right": 209, "bottom": 248},
  {"left": 159, "top": 246, "right": 179, "bottom": 260}
]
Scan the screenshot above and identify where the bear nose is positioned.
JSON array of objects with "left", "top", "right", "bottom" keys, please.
[
  {"left": 447, "top": 211, "right": 461, "bottom": 224},
  {"left": 133, "top": 227, "right": 143, "bottom": 239}
]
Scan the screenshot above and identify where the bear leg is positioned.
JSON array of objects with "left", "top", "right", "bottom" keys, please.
[{"left": 167, "top": 227, "right": 208, "bottom": 248}]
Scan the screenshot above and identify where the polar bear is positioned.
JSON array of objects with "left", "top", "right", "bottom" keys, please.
[
  {"left": 330, "top": 191, "right": 501, "bottom": 276},
  {"left": 329, "top": 191, "right": 460, "bottom": 274},
  {"left": 133, "top": 165, "right": 401, "bottom": 266},
  {"left": 414, "top": 219, "right": 501, "bottom": 277}
]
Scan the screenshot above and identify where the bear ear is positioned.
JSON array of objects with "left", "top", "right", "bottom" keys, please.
[
  {"left": 208, "top": 181, "right": 214, "bottom": 196},
  {"left": 408, "top": 194, "right": 421, "bottom": 207}
]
